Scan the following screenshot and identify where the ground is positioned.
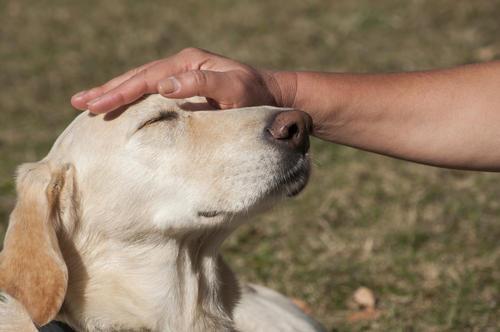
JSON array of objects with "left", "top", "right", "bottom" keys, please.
[{"left": 0, "top": 0, "right": 499, "bottom": 331}]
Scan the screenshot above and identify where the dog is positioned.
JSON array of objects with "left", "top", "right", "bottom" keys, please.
[{"left": 0, "top": 95, "right": 325, "bottom": 331}]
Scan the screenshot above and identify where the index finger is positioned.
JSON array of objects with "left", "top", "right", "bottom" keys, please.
[
  {"left": 86, "top": 55, "right": 196, "bottom": 113},
  {"left": 71, "top": 60, "right": 162, "bottom": 110},
  {"left": 80, "top": 48, "right": 214, "bottom": 113}
]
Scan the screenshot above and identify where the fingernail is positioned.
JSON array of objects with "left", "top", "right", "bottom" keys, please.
[
  {"left": 87, "top": 95, "right": 102, "bottom": 107},
  {"left": 72, "top": 90, "right": 87, "bottom": 100},
  {"left": 158, "top": 77, "right": 180, "bottom": 95}
]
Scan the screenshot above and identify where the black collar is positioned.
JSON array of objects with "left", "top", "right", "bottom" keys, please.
[{"left": 38, "top": 321, "right": 75, "bottom": 332}]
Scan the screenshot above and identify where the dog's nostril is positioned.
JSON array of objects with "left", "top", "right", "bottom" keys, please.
[
  {"left": 287, "top": 123, "right": 299, "bottom": 139},
  {"left": 270, "top": 123, "right": 298, "bottom": 141}
]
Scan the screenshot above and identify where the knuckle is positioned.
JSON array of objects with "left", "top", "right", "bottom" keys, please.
[
  {"left": 138, "top": 68, "right": 149, "bottom": 79},
  {"left": 233, "top": 81, "right": 248, "bottom": 97},
  {"left": 137, "top": 69, "right": 153, "bottom": 91},
  {"left": 180, "top": 47, "right": 207, "bottom": 59},
  {"left": 190, "top": 70, "right": 208, "bottom": 88},
  {"left": 115, "top": 92, "right": 126, "bottom": 105},
  {"left": 131, "top": 67, "right": 144, "bottom": 76},
  {"left": 181, "top": 47, "right": 200, "bottom": 54}
]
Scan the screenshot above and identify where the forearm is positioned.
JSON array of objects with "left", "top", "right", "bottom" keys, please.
[{"left": 273, "top": 62, "right": 500, "bottom": 171}]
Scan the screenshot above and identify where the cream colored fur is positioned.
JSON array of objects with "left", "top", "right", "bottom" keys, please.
[
  {"left": 0, "top": 292, "right": 37, "bottom": 332},
  {"left": 0, "top": 95, "right": 324, "bottom": 332}
]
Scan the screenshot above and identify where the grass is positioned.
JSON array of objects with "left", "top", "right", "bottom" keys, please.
[{"left": 1, "top": 0, "right": 499, "bottom": 330}]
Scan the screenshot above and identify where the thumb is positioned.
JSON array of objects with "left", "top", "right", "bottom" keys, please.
[{"left": 158, "top": 70, "right": 239, "bottom": 105}]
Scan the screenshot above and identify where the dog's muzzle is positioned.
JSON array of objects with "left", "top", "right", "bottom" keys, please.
[{"left": 265, "top": 110, "right": 312, "bottom": 197}]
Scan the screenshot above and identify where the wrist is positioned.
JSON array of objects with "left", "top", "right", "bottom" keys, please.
[{"left": 261, "top": 70, "right": 298, "bottom": 108}]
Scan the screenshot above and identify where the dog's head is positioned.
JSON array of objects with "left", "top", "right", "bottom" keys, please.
[{"left": 0, "top": 95, "right": 312, "bottom": 326}]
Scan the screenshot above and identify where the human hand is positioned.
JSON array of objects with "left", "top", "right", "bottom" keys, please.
[{"left": 71, "top": 48, "right": 296, "bottom": 114}]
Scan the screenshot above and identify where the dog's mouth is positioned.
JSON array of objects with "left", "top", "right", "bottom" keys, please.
[
  {"left": 195, "top": 156, "right": 310, "bottom": 221},
  {"left": 273, "top": 156, "right": 311, "bottom": 197}
]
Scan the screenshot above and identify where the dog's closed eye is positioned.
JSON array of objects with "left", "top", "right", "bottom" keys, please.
[
  {"left": 198, "top": 211, "right": 221, "bottom": 218},
  {"left": 138, "top": 111, "right": 178, "bottom": 130}
]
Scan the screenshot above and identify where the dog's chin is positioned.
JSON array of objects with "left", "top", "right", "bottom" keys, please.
[
  {"left": 284, "top": 174, "right": 309, "bottom": 197},
  {"left": 274, "top": 156, "right": 311, "bottom": 198},
  {"left": 210, "top": 157, "right": 310, "bottom": 221}
]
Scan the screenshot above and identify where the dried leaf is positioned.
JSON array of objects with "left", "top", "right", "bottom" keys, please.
[
  {"left": 291, "top": 298, "right": 312, "bottom": 315},
  {"left": 352, "top": 287, "right": 376, "bottom": 309}
]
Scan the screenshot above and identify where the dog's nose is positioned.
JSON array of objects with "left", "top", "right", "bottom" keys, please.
[{"left": 266, "top": 111, "right": 312, "bottom": 154}]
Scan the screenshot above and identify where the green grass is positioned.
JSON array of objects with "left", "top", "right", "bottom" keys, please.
[{"left": 1, "top": 0, "right": 499, "bottom": 330}]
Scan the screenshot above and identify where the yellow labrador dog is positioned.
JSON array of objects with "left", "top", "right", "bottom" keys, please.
[{"left": 0, "top": 95, "right": 325, "bottom": 332}]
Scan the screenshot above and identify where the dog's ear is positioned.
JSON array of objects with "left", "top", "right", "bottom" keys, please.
[{"left": 0, "top": 162, "right": 74, "bottom": 326}]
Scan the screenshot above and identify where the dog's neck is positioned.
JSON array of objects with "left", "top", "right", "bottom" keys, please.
[
  {"left": 161, "top": 229, "right": 240, "bottom": 331},
  {"left": 59, "top": 226, "right": 240, "bottom": 332}
]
